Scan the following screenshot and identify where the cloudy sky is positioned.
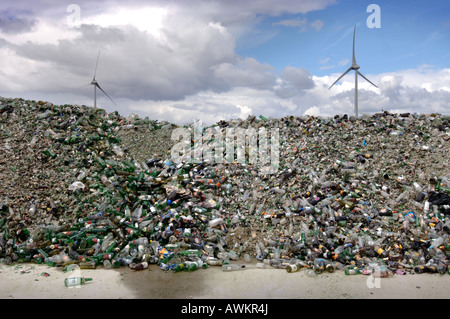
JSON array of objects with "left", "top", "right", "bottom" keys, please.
[{"left": 0, "top": 0, "right": 449, "bottom": 124}]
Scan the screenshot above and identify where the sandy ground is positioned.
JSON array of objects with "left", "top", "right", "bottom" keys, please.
[{"left": 0, "top": 262, "right": 449, "bottom": 300}]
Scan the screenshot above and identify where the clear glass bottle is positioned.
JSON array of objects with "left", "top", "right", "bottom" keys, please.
[
  {"left": 222, "top": 262, "right": 245, "bottom": 272},
  {"left": 64, "top": 277, "right": 93, "bottom": 287}
]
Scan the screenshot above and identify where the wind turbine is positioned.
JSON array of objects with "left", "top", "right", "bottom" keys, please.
[
  {"left": 90, "top": 50, "right": 116, "bottom": 108},
  {"left": 328, "top": 26, "right": 378, "bottom": 118}
]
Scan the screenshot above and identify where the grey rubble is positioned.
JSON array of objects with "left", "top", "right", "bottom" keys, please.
[{"left": 0, "top": 96, "right": 449, "bottom": 275}]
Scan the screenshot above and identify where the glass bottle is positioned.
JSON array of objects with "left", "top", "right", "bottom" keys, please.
[
  {"left": 222, "top": 262, "right": 245, "bottom": 272},
  {"left": 173, "top": 263, "right": 185, "bottom": 272},
  {"left": 129, "top": 262, "right": 149, "bottom": 271},
  {"left": 345, "top": 268, "right": 361, "bottom": 275},
  {"left": 286, "top": 263, "right": 301, "bottom": 273},
  {"left": 64, "top": 277, "right": 93, "bottom": 287}
]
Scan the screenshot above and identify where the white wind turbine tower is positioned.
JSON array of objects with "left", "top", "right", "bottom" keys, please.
[
  {"left": 328, "top": 26, "right": 378, "bottom": 118},
  {"left": 90, "top": 50, "right": 116, "bottom": 108}
]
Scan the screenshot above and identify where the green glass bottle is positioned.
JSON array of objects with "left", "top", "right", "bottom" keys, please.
[
  {"left": 169, "top": 199, "right": 182, "bottom": 208},
  {"left": 345, "top": 268, "right": 361, "bottom": 275},
  {"left": 43, "top": 149, "right": 57, "bottom": 159},
  {"left": 184, "top": 261, "right": 198, "bottom": 272},
  {"left": 178, "top": 249, "right": 202, "bottom": 258},
  {"left": 173, "top": 263, "right": 185, "bottom": 272},
  {"left": 111, "top": 258, "right": 122, "bottom": 268},
  {"left": 165, "top": 243, "right": 182, "bottom": 249},
  {"left": 105, "top": 240, "right": 118, "bottom": 253},
  {"left": 149, "top": 169, "right": 163, "bottom": 178},
  {"left": 38, "top": 248, "right": 52, "bottom": 260},
  {"left": 436, "top": 181, "right": 450, "bottom": 194}
]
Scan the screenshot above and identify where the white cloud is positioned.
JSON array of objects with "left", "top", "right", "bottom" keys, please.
[
  {"left": 318, "top": 57, "right": 330, "bottom": 64},
  {"left": 273, "top": 17, "right": 325, "bottom": 32},
  {"left": 310, "top": 19, "right": 324, "bottom": 31},
  {"left": 278, "top": 66, "right": 315, "bottom": 94},
  {"left": 304, "top": 106, "right": 321, "bottom": 116},
  {"left": 82, "top": 7, "right": 168, "bottom": 38},
  {"left": 273, "top": 17, "right": 308, "bottom": 28},
  {"left": 236, "top": 104, "right": 253, "bottom": 119},
  {"left": 379, "top": 74, "right": 403, "bottom": 102},
  {"left": 319, "top": 65, "right": 335, "bottom": 70},
  {"left": 212, "top": 57, "right": 277, "bottom": 91},
  {"left": 318, "top": 58, "right": 349, "bottom": 71},
  {"left": 338, "top": 59, "right": 349, "bottom": 66}
]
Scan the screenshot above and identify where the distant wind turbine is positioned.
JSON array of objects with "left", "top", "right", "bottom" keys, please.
[
  {"left": 328, "top": 26, "right": 378, "bottom": 118},
  {"left": 90, "top": 50, "right": 116, "bottom": 108}
]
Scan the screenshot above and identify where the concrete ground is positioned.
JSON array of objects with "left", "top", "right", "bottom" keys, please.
[{"left": 1, "top": 262, "right": 448, "bottom": 299}]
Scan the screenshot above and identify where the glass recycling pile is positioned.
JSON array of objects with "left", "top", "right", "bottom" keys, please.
[{"left": 0, "top": 96, "right": 449, "bottom": 277}]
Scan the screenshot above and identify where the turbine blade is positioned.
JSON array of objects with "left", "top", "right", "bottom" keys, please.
[
  {"left": 352, "top": 26, "right": 357, "bottom": 66},
  {"left": 328, "top": 67, "right": 353, "bottom": 90},
  {"left": 357, "top": 71, "right": 378, "bottom": 88},
  {"left": 95, "top": 82, "right": 117, "bottom": 105},
  {"left": 93, "top": 50, "right": 101, "bottom": 80}
]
